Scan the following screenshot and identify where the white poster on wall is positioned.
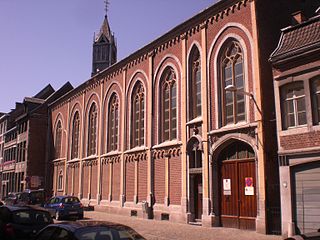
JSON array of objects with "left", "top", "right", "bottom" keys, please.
[
  {"left": 245, "top": 177, "right": 254, "bottom": 196},
  {"left": 223, "top": 178, "right": 231, "bottom": 195}
]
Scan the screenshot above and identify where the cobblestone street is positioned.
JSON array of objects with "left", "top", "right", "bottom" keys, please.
[{"left": 83, "top": 211, "right": 282, "bottom": 240}]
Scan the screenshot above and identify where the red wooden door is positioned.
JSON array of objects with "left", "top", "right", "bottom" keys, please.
[{"left": 220, "top": 159, "right": 256, "bottom": 230}]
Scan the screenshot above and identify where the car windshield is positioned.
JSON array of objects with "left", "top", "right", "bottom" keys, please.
[
  {"left": 12, "top": 210, "right": 52, "bottom": 225},
  {"left": 62, "top": 197, "right": 80, "bottom": 204},
  {"left": 75, "top": 226, "right": 144, "bottom": 240},
  {"left": 30, "top": 191, "right": 45, "bottom": 204}
]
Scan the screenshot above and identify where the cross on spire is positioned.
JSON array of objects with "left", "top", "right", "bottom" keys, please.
[{"left": 104, "top": 0, "right": 109, "bottom": 16}]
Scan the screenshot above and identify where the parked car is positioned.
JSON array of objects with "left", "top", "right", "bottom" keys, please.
[
  {"left": 0, "top": 205, "right": 53, "bottom": 240},
  {"left": 34, "top": 221, "right": 145, "bottom": 240},
  {"left": 3, "top": 192, "right": 22, "bottom": 205},
  {"left": 18, "top": 189, "right": 46, "bottom": 206},
  {"left": 43, "top": 195, "right": 84, "bottom": 220}
]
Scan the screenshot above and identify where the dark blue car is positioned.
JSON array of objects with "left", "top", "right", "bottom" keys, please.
[
  {"left": 34, "top": 221, "right": 146, "bottom": 240},
  {"left": 43, "top": 196, "right": 84, "bottom": 220}
]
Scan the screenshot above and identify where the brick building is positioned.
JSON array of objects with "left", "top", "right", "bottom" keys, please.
[
  {"left": 0, "top": 83, "right": 73, "bottom": 199},
  {"left": 0, "top": 113, "right": 8, "bottom": 197},
  {"left": 270, "top": 7, "right": 320, "bottom": 238},
  {"left": 49, "top": 0, "right": 317, "bottom": 234}
]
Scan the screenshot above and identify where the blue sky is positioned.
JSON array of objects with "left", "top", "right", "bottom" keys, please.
[{"left": 0, "top": 0, "right": 215, "bottom": 112}]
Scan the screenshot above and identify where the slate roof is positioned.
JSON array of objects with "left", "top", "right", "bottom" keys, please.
[{"left": 270, "top": 14, "right": 320, "bottom": 63}]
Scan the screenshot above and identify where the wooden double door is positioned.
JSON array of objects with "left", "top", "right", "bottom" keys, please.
[{"left": 220, "top": 158, "right": 257, "bottom": 230}]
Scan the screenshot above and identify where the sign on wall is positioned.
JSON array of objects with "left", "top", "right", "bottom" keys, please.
[
  {"left": 245, "top": 177, "right": 254, "bottom": 196},
  {"left": 223, "top": 178, "right": 231, "bottom": 195}
]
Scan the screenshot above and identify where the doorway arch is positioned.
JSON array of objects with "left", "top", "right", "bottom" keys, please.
[{"left": 211, "top": 137, "right": 257, "bottom": 230}]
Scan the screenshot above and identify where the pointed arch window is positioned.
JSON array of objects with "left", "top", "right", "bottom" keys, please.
[
  {"left": 58, "top": 170, "right": 63, "bottom": 191},
  {"left": 220, "top": 41, "right": 245, "bottom": 126},
  {"left": 54, "top": 121, "right": 62, "bottom": 159},
  {"left": 71, "top": 112, "right": 80, "bottom": 159},
  {"left": 189, "top": 47, "right": 201, "bottom": 120},
  {"left": 108, "top": 94, "right": 119, "bottom": 152},
  {"left": 160, "top": 67, "right": 177, "bottom": 142},
  {"left": 87, "top": 103, "right": 97, "bottom": 156},
  {"left": 131, "top": 82, "right": 145, "bottom": 148}
]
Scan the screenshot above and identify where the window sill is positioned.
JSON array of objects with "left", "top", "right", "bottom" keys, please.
[
  {"left": 209, "top": 122, "right": 257, "bottom": 135},
  {"left": 102, "top": 151, "right": 121, "bottom": 157},
  {"left": 53, "top": 158, "right": 66, "bottom": 162},
  {"left": 279, "top": 124, "right": 308, "bottom": 136},
  {"left": 125, "top": 146, "right": 149, "bottom": 154},
  {"left": 83, "top": 155, "right": 98, "bottom": 161},
  {"left": 68, "top": 158, "right": 80, "bottom": 163},
  {"left": 152, "top": 140, "right": 182, "bottom": 149}
]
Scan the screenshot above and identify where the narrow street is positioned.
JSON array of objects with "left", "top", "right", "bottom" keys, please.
[{"left": 83, "top": 211, "right": 282, "bottom": 240}]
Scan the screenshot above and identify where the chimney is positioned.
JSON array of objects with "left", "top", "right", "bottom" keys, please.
[{"left": 291, "top": 11, "right": 307, "bottom": 25}]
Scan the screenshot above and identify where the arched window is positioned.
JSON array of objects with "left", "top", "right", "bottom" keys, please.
[
  {"left": 71, "top": 112, "right": 80, "bottom": 159},
  {"left": 131, "top": 82, "right": 145, "bottom": 148},
  {"left": 160, "top": 67, "right": 177, "bottom": 142},
  {"left": 220, "top": 41, "right": 245, "bottom": 126},
  {"left": 189, "top": 46, "right": 201, "bottom": 120},
  {"left": 311, "top": 76, "right": 320, "bottom": 125},
  {"left": 54, "top": 121, "right": 62, "bottom": 159},
  {"left": 281, "top": 82, "right": 306, "bottom": 129},
  {"left": 108, "top": 94, "right": 119, "bottom": 152},
  {"left": 87, "top": 103, "right": 97, "bottom": 156},
  {"left": 58, "top": 170, "right": 63, "bottom": 190}
]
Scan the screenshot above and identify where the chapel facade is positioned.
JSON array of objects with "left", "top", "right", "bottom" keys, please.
[{"left": 49, "top": 0, "right": 316, "bottom": 234}]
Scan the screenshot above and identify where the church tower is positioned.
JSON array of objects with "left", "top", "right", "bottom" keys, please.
[{"left": 91, "top": 1, "right": 117, "bottom": 76}]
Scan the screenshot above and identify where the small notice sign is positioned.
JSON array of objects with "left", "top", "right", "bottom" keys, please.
[
  {"left": 245, "top": 177, "right": 254, "bottom": 196},
  {"left": 223, "top": 179, "right": 231, "bottom": 195}
]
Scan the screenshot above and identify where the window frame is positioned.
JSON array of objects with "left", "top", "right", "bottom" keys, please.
[
  {"left": 87, "top": 103, "right": 98, "bottom": 156},
  {"left": 54, "top": 121, "right": 62, "bottom": 159},
  {"left": 131, "top": 82, "right": 145, "bottom": 148},
  {"left": 57, "top": 170, "right": 63, "bottom": 191},
  {"left": 159, "top": 67, "right": 177, "bottom": 143},
  {"left": 311, "top": 77, "right": 320, "bottom": 125},
  {"left": 71, "top": 111, "right": 80, "bottom": 160},
  {"left": 107, "top": 94, "right": 119, "bottom": 152},
  {"left": 281, "top": 81, "right": 307, "bottom": 130},
  {"left": 188, "top": 46, "right": 201, "bottom": 120},
  {"left": 219, "top": 40, "right": 246, "bottom": 127}
]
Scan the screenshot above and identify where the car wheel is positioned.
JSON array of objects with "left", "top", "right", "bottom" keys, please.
[{"left": 55, "top": 211, "right": 61, "bottom": 220}]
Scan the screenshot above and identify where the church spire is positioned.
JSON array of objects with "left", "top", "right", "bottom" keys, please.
[{"left": 91, "top": 0, "right": 117, "bottom": 76}]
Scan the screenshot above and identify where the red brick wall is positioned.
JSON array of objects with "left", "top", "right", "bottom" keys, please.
[
  {"left": 82, "top": 165, "right": 89, "bottom": 197},
  {"left": 169, "top": 156, "right": 181, "bottom": 205},
  {"left": 154, "top": 158, "right": 165, "bottom": 204},
  {"left": 91, "top": 164, "right": 98, "bottom": 198},
  {"left": 74, "top": 165, "right": 79, "bottom": 196},
  {"left": 112, "top": 161, "right": 121, "bottom": 201},
  {"left": 280, "top": 131, "right": 320, "bottom": 150},
  {"left": 101, "top": 163, "right": 110, "bottom": 200},
  {"left": 125, "top": 161, "right": 135, "bottom": 202},
  {"left": 138, "top": 159, "right": 147, "bottom": 202},
  {"left": 67, "top": 167, "right": 72, "bottom": 194}
]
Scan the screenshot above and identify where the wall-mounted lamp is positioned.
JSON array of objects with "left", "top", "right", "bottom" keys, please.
[{"left": 224, "top": 84, "right": 261, "bottom": 115}]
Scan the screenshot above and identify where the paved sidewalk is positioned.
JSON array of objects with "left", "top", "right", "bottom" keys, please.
[{"left": 84, "top": 211, "right": 282, "bottom": 240}]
